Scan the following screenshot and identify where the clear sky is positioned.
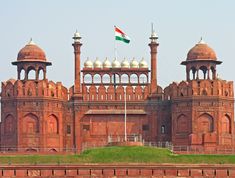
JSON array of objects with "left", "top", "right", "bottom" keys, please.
[{"left": 0, "top": 0, "right": 235, "bottom": 88}]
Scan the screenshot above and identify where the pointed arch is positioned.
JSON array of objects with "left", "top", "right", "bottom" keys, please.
[
  {"left": 20, "top": 68, "right": 26, "bottom": 80},
  {"left": 189, "top": 66, "right": 196, "bottom": 80},
  {"left": 102, "top": 74, "right": 110, "bottom": 83},
  {"left": 47, "top": 114, "right": 59, "bottom": 134},
  {"left": 130, "top": 73, "right": 138, "bottom": 83},
  {"left": 27, "top": 66, "right": 36, "bottom": 80},
  {"left": 176, "top": 114, "right": 189, "bottom": 133},
  {"left": 4, "top": 114, "right": 15, "bottom": 134},
  {"left": 22, "top": 113, "right": 39, "bottom": 134},
  {"left": 221, "top": 114, "right": 231, "bottom": 134},
  {"left": 197, "top": 113, "right": 214, "bottom": 133},
  {"left": 121, "top": 74, "right": 129, "bottom": 84},
  {"left": 38, "top": 67, "right": 44, "bottom": 80}
]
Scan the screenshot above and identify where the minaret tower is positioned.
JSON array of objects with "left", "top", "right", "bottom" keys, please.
[
  {"left": 149, "top": 25, "right": 159, "bottom": 94},
  {"left": 72, "top": 30, "right": 82, "bottom": 95}
]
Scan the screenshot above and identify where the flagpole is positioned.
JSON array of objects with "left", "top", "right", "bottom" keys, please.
[
  {"left": 114, "top": 26, "right": 117, "bottom": 59},
  {"left": 124, "top": 87, "right": 127, "bottom": 142}
]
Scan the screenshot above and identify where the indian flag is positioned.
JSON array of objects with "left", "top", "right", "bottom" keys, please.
[{"left": 115, "top": 26, "right": 130, "bottom": 44}]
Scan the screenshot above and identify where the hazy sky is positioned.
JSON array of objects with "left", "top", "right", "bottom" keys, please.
[{"left": 1, "top": 0, "right": 235, "bottom": 88}]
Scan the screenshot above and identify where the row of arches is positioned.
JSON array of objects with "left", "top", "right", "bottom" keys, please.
[
  {"left": 83, "top": 73, "right": 148, "bottom": 84},
  {"left": 18, "top": 67, "right": 47, "bottom": 80},
  {"left": 82, "top": 85, "right": 149, "bottom": 101},
  {"left": 4, "top": 113, "right": 59, "bottom": 134},
  {"left": 187, "top": 66, "right": 216, "bottom": 80},
  {"left": 175, "top": 113, "right": 231, "bottom": 134}
]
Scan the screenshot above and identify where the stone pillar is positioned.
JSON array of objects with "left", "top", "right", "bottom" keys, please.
[
  {"left": 72, "top": 32, "right": 82, "bottom": 94},
  {"left": 17, "top": 68, "right": 20, "bottom": 80},
  {"left": 186, "top": 69, "right": 190, "bottom": 81},
  {"left": 196, "top": 69, "right": 199, "bottom": 79},
  {"left": 36, "top": 68, "right": 39, "bottom": 81},
  {"left": 149, "top": 34, "right": 159, "bottom": 94},
  {"left": 43, "top": 69, "right": 46, "bottom": 80},
  {"left": 207, "top": 67, "right": 210, "bottom": 79}
]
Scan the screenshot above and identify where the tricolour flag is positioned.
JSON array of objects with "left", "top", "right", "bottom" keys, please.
[{"left": 115, "top": 26, "right": 130, "bottom": 44}]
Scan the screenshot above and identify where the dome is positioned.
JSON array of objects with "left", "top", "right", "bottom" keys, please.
[
  {"left": 187, "top": 39, "right": 217, "bottom": 61},
  {"left": 74, "top": 30, "right": 81, "bottom": 38},
  {"left": 94, "top": 58, "right": 102, "bottom": 68},
  {"left": 103, "top": 58, "right": 111, "bottom": 68},
  {"left": 17, "top": 39, "right": 47, "bottom": 62},
  {"left": 139, "top": 58, "right": 148, "bottom": 68},
  {"left": 130, "top": 58, "right": 139, "bottom": 68},
  {"left": 112, "top": 58, "right": 121, "bottom": 68},
  {"left": 121, "top": 58, "right": 130, "bottom": 68},
  {"left": 84, "top": 58, "right": 93, "bottom": 68},
  {"left": 73, "top": 30, "right": 81, "bottom": 43}
]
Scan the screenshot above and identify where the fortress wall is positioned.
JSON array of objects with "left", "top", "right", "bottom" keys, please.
[
  {"left": 0, "top": 164, "right": 234, "bottom": 177},
  {"left": 164, "top": 80, "right": 234, "bottom": 100}
]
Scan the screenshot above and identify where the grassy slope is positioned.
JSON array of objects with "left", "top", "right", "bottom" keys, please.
[{"left": 1, "top": 146, "right": 235, "bottom": 164}]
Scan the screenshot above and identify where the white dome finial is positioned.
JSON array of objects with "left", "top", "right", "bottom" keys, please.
[
  {"left": 73, "top": 30, "right": 81, "bottom": 43},
  {"left": 150, "top": 23, "right": 158, "bottom": 42}
]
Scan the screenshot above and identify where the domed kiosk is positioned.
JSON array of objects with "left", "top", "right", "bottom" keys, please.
[
  {"left": 12, "top": 39, "right": 52, "bottom": 80},
  {"left": 181, "top": 38, "right": 222, "bottom": 81}
]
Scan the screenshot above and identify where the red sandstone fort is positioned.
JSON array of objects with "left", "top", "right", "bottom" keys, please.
[{"left": 0, "top": 30, "right": 234, "bottom": 153}]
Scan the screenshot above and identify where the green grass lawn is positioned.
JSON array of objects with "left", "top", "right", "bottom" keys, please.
[{"left": 1, "top": 146, "right": 235, "bottom": 165}]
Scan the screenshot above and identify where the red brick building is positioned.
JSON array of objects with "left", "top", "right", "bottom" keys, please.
[{"left": 0, "top": 30, "right": 234, "bottom": 153}]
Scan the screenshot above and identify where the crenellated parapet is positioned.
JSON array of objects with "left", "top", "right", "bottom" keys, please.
[
  {"left": 81, "top": 84, "right": 150, "bottom": 101},
  {"left": 1, "top": 79, "right": 68, "bottom": 101},
  {"left": 164, "top": 79, "right": 233, "bottom": 100}
]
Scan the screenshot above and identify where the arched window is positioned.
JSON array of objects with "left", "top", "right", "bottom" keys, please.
[
  {"left": 189, "top": 67, "right": 196, "bottom": 80},
  {"left": 4, "top": 115, "right": 15, "bottom": 134},
  {"left": 102, "top": 74, "right": 110, "bottom": 83},
  {"left": 38, "top": 68, "right": 44, "bottom": 80},
  {"left": 93, "top": 74, "right": 101, "bottom": 83},
  {"left": 121, "top": 74, "right": 129, "bottom": 84},
  {"left": 176, "top": 115, "right": 189, "bottom": 133},
  {"left": 199, "top": 66, "right": 207, "bottom": 79},
  {"left": 28, "top": 69, "right": 36, "bottom": 80},
  {"left": 84, "top": 74, "right": 92, "bottom": 83},
  {"left": 20, "top": 69, "right": 25, "bottom": 80},
  {"left": 139, "top": 74, "right": 147, "bottom": 84},
  {"left": 130, "top": 74, "right": 138, "bottom": 83},
  {"left": 47, "top": 115, "right": 59, "bottom": 134},
  {"left": 23, "top": 113, "right": 39, "bottom": 134},
  {"left": 197, "top": 113, "right": 213, "bottom": 133},
  {"left": 161, "top": 125, "right": 166, "bottom": 134},
  {"left": 221, "top": 115, "right": 231, "bottom": 134}
]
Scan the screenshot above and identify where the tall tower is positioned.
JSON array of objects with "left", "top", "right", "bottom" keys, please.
[
  {"left": 148, "top": 27, "right": 159, "bottom": 94},
  {"left": 72, "top": 31, "right": 82, "bottom": 95},
  {"left": 170, "top": 39, "right": 234, "bottom": 150}
]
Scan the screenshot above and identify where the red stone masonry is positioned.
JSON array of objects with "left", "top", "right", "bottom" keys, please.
[{"left": 0, "top": 33, "right": 234, "bottom": 153}]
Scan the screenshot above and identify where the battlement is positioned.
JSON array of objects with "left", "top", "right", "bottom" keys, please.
[
  {"left": 82, "top": 85, "right": 150, "bottom": 101},
  {"left": 164, "top": 79, "right": 234, "bottom": 100},
  {"left": 1, "top": 79, "right": 68, "bottom": 101}
]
